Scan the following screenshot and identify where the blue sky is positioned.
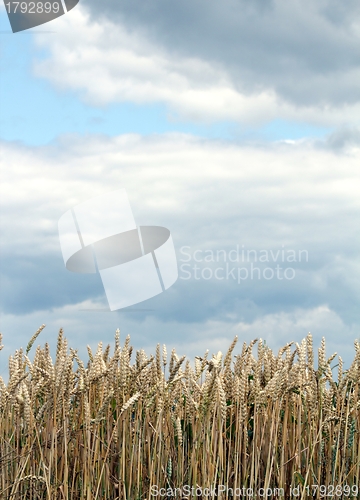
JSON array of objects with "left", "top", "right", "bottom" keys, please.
[
  {"left": 0, "top": 8, "right": 331, "bottom": 146},
  {"left": 0, "top": 1, "right": 359, "bottom": 380}
]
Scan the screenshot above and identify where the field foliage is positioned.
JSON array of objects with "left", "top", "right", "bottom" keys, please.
[{"left": 0, "top": 327, "right": 359, "bottom": 499}]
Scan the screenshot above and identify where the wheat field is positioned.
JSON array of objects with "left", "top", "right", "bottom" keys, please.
[{"left": 0, "top": 327, "right": 359, "bottom": 499}]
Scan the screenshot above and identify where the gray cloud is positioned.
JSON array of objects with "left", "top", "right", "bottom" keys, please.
[
  {"left": 1, "top": 134, "right": 358, "bottom": 337},
  {"left": 84, "top": 0, "right": 360, "bottom": 108},
  {"left": 324, "top": 126, "right": 360, "bottom": 150}
]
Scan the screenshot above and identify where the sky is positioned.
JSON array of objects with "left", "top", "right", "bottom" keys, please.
[{"left": 0, "top": 0, "right": 359, "bottom": 380}]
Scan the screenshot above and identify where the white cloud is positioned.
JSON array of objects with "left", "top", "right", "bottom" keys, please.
[
  {"left": 32, "top": 7, "right": 360, "bottom": 126},
  {"left": 1, "top": 133, "right": 359, "bottom": 256}
]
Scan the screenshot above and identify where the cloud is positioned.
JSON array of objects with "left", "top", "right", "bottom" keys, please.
[
  {"left": 32, "top": 5, "right": 360, "bottom": 126},
  {"left": 1, "top": 132, "right": 359, "bottom": 254},
  {"left": 324, "top": 126, "right": 360, "bottom": 151},
  {"left": 1, "top": 133, "right": 359, "bottom": 328}
]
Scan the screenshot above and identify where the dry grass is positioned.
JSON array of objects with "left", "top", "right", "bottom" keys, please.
[{"left": 0, "top": 328, "right": 359, "bottom": 499}]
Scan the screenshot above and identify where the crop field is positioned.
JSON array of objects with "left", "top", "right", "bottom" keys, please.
[{"left": 0, "top": 327, "right": 359, "bottom": 499}]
